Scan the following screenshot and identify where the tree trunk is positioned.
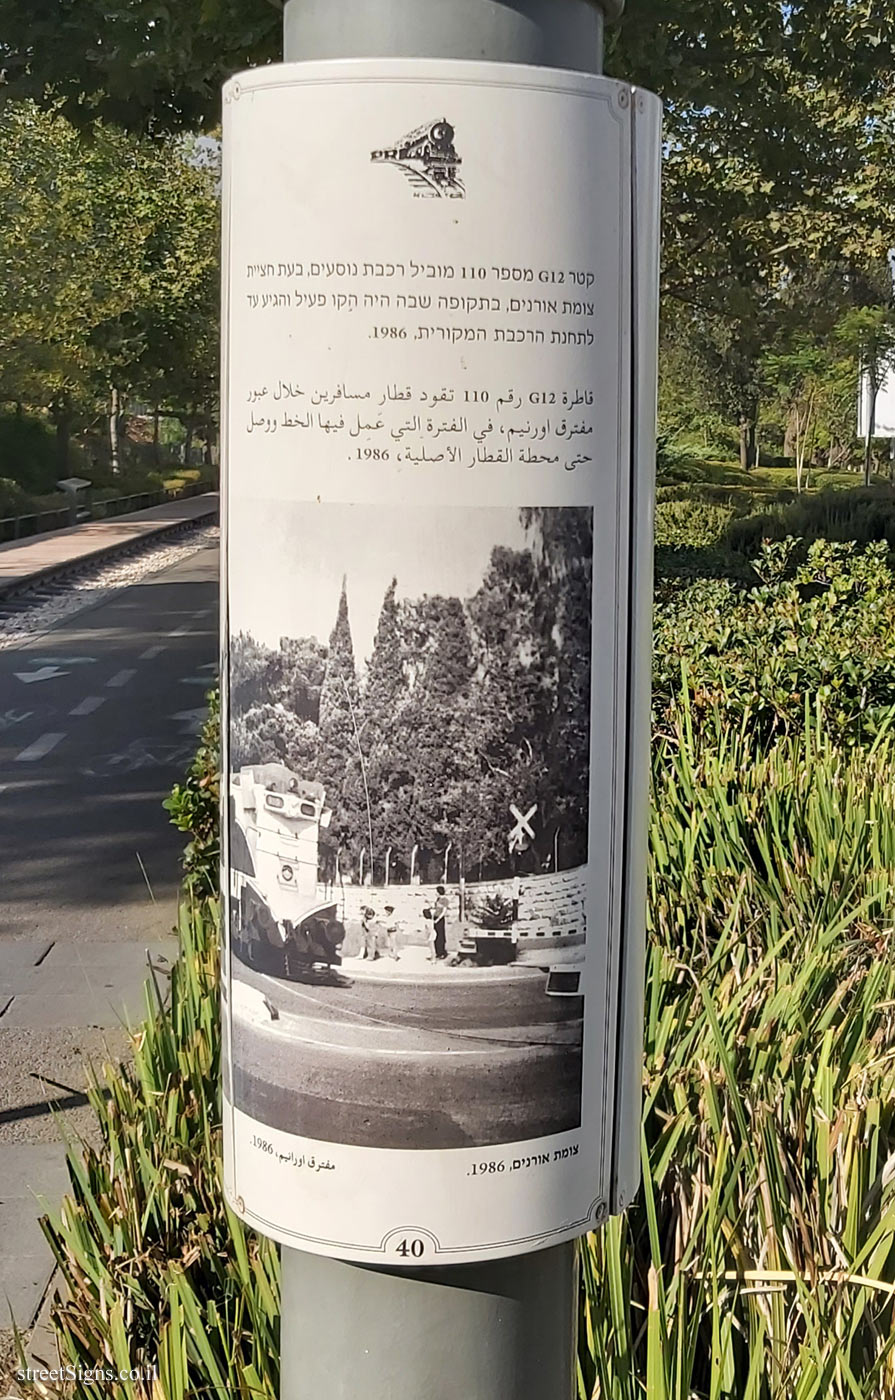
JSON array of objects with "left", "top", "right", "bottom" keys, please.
[
  {"left": 53, "top": 401, "right": 72, "bottom": 476},
  {"left": 739, "top": 419, "right": 749, "bottom": 472},
  {"left": 109, "top": 386, "right": 120, "bottom": 476},
  {"left": 794, "top": 412, "right": 803, "bottom": 493},
  {"left": 864, "top": 383, "right": 877, "bottom": 488},
  {"left": 738, "top": 416, "right": 756, "bottom": 472},
  {"left": 183, "top": 419, "right": 194, "bottom": 469},
  {"left": 153, "top": 406, "right": 161, "bottom": 466}
]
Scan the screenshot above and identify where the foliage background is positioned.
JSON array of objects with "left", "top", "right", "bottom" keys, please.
[{"left": 230, "top": 507, "right": 593, "bottom": 883}]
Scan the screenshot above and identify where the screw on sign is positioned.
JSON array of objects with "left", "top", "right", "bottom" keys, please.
[{"left": 508, "top": 802, "right": 537, "bottom": 854}]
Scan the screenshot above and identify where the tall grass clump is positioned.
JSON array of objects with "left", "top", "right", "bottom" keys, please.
[
  {"left": 36, "top": 537, "right": 895, "bottom": 1398},
  {"left": 580, "top": 688, "right": 895, "bottom": 1399},
  {"left": 39, "top": 896, "right": 278, "bottom": 1400}
]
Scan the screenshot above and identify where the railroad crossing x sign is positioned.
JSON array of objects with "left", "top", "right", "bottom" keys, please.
[{"left": 508, "top": 802, "right": 537, "bottom": 854}]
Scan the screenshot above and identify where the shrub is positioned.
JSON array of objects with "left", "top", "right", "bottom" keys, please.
[
  {"left": 0, "top": 411, "right": 59, "bottom": 494},
  {"left": 653, "top": 538, "right": 895, "bottom": 745},
  {"left": 728, "top": 487, "right": 895, "bottom": 555},
  {"left": 467, "top": 891, "right": 515, "bottom": 929},
  {"left": 654, "top": 498, "right": 736, "bottom": 551},
  {"left": 0, "top": 475, "right": 36, "bottom": 516},
  {"left": 163, "top": 691, "right": 220, "bottom": 894},
  {"left": 655, "top": 433, "right": 711, "bottom": 484}
]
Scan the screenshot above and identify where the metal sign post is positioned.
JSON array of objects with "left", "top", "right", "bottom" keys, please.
[{"left": 220, "top": 1, "right": 659, "bottom": 1395}]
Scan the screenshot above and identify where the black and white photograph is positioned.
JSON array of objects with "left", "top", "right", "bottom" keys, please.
[{"left": 226, "top": 501, "right": 593, "bottom": 1150}]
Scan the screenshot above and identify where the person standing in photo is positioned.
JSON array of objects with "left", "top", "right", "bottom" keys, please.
[
  {"left": 361, "top": 905, "right": 380, "bottom": 960},
  {"left": 433, "top": 885, "right": 450, "bottom": 960},
  {"left": 422, "top": 904, "right": 436, "bottom": 961},
  {"left": 381, "top": 905, "right": 401, "bottom": 960}
]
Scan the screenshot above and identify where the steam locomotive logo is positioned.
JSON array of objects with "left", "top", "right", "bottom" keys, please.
[{"left": 371, "top": 118, "right": 465, "bottom": 198}]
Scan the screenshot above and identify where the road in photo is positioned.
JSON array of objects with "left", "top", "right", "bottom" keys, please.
[{"left": 231, "top": 953, "right": 583, "bottom": 1149}]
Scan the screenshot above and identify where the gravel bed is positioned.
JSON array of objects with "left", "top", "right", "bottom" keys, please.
[{"left": 0, "top": 524, "right": 219, "bottom": 650}]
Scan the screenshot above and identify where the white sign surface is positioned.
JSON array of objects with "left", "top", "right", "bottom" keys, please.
[{"left": 221, "top": 59, "right": 657, "bottom": 1265}]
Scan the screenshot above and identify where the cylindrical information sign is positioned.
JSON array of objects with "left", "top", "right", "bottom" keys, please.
[{"left": 220, "top": 59, "right": 660, "bottom": 1266}]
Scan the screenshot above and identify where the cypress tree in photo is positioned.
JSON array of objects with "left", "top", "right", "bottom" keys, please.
[
  {"left": 405, "top": 596, "right": 475, "bottom": 882},
  {"left": 363, "top": 579, "right": 415, "bottom": 880},
  {"left": 522, "top": 506, "right": 594, "bottom": 869},
  {"left": 316, "top": 578, "right": 364, "bottom": 876}
]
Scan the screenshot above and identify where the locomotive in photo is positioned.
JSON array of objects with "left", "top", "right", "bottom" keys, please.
[{"left": 229, "top": 763, "right": 345, "bottom": 982}]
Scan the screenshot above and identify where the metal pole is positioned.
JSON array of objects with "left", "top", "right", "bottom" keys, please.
[
  {"left": 278, "top": 4, "right": 622, "bottom": 1398},
  {"left": 284, "top": 0, "right": 620, "bottom": 71}
]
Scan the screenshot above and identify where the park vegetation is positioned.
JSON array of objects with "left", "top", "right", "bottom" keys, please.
[
  {"left": 33, "top": 490, "right": 895, "bottom": 1400},
  {"left": 0, "top": 101, "right": 219, "bottom": 516},
  {"left": 5, "top": 0, "right": 895, "bottom": 1396},
  {"left": 4, "top": 3, "right": 895, "bottom": 505}
]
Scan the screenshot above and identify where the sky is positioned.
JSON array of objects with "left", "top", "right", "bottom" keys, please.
[{"left": 228, "top": 500, "right": 529, "bottom": 661}]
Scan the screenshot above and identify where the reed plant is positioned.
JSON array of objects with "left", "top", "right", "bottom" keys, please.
[
  {"left": 38, "top": 897, "right": 278, "bottom": 1400},
  {"left": 34, "top": 568, "right": 895, "bottom": 1397},
  {"left": 580, "top": 689, "right": 895, "bottom": 1398}
]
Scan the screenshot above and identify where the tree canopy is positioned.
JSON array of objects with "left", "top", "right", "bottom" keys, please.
[
  {"left": 4, "top": 2, "right": 895, "bottom": 479},
  {"left": 0, "top": 0, "right": 281, "bottom": 135},
  {"left": 230, "top": 508, "right": 594, "bottom": 885},
  {"left": 0, "top": 100, "right": 219, "bottom": 478}
]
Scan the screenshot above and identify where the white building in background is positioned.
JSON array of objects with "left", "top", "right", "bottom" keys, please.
[{"left": 858, "top": 366, "right": 895, "bottom": 440}]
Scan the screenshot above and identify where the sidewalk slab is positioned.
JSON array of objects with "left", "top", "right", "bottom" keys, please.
[
  {"left": 25, "top": 1272, "right": 67, "bottom": 1375},
  {"left": 0, "top": 941, "right": 54, "bottom": 974},
  {"left": 0, "top": 494, "right": 218, "bottom": 597},
  {"left": 0, "top": 938, "right": 178, "bottom": 1030},
  {"left": 0, "top": 1145, "right": 70, "bottom": 1330}
]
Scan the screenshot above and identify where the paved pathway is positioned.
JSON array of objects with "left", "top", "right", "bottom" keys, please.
[
  {"left": 0, "top": 494, "right": 218, "bottom": 596},
  {"left": 0, "top": 543, "right": 218, "bottom": 1353}
]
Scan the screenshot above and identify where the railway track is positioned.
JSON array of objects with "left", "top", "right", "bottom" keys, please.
[{"left": 0, "top": 521, "right": 219, "bottom": 649}]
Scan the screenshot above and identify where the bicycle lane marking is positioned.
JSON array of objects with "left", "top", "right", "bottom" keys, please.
[
  {"left": 79, "top": 737, "right": 198, "bottom": 777},
  {"left": 70, "top": 696, "right": 106, "bottom": 717},
  {"left": 15, "top": 733, "right": 66, "bottom": 763}
]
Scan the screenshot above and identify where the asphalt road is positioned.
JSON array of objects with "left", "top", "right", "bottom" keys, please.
[
  {"left": 0, "top": 541, "right": 219, "bottom": 1350},
  {"left": 0, "top": 545, "right": 219, "bottom": 941},
  {"left": 230, "top": 953, "right": 584, "bottom": 1149}
]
